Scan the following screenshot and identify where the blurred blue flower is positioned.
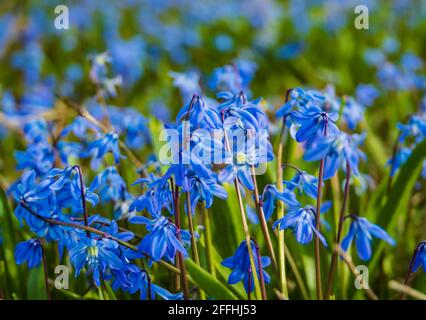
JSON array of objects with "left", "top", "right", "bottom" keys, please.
[
  {"left": 88, "top": 132, "right": 123, "bottom": 169},
  {"left": 341, "top": 216, "right": 395, "bottom": 261}
]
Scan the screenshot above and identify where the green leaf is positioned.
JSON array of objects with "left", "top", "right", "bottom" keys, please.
[
  {"left": 185, "top": 259, "right": 237, "bottom": 300},
  {"left": 361, "top": 118, "right": 388, "bottom": 172},
  {"left": 0, "top": 186, "right": 23, "bottom": 298},
  {"left": 369, "top": 138, "right": 426, "bottom": 271},
  {"left": 103, "top": 281, "right": 118, "bottom": 300},
  {"left": 27, "top": 267, "right": 48, "bottom": 300},
  {"left": 198, "top": 237, "right": 246, "bottom": 299},
  {"left": 210, "top": 185, "right": 244, "bottom": 257}
]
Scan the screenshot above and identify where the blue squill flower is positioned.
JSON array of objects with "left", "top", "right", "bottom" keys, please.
[
  {"left": 291, "top": 105, "right": 339, "bottom": 143},
  {"left": 355, "top": 84, "right": 379, "bottom": 107},
  {"left": 60, "top": 116, "right": 99, "bottom": 139},
  {"left": 273, "top": 205, "right": 327, "bottom": 247},
  {"left": 129, "top": 215, "right": 189, "bottom": 264},
  {"left": 176, "top": 95, "right": 221, "bottom": 129},
  {"left": 342, "top": 96, "right": 365, "bottom": 130},
  {"left": 181, "top": 171, "right": 228, "bottom": 214},
  {"left": 88, "top": 132, "right": 123, "bottom": 169},
  {"left": 341, "top": 216, "right": 395, "bottom": 261},
  {"left": 284, "top": 170, "right": 318, "bottom": 199},
  {"left": 412, "top": 241, "right": 426, "bottom": 273},
  {"left": 304, "top": 132, "right": 366, "bottom": 180},
  {"left": 276, "top": 88, "right": 325, "bottom": 119},
  {"left": 46, "top": 166, "right": 99, "bottom": 212},
  {"left": 387, "top": 147, "right": 412, "bottom": 177},
  {"left": 260, "top": 184, "right": 299, "bottom": 221},
  {"left": 397, "top": 115, "right": 426, "bottom": 143},
  {"left": 90, "top": 167, "right": 127, "bottom": 203},
  {"left": 15, "top": 239, "right": 42, "bottom": 268},
  {"left": 70, "top": 237, "right": 125, "bottom": 287},
  {"left": 15, "top": 142, "right": 54, "bottom": 175},
  {"left": 10, "top": 170, "right": 55, "bottom": 218},
  {"left": 222, "top": 240, "right": 271, "bottom": 294},
  {"left": 169, "top": 71, "right": 202, "bottom": 102},
  {"left": 130, "top": 174, "right": 173, "bottom": 216},
  {"left": 23, "top": 119, "right": 49, "bottom": 144}
]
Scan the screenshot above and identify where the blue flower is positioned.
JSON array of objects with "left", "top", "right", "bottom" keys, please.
[
  {"left": 60, "top": 116, "right": 99, "bottom": 139},
  {"left": 355, "top": 84, "right": 379, "bottom": 107},
  {"left": 284, "top": 170, "right": 318, "bottom": 199},
  {"left": 90, "top": 167, "right": 128, "bottom": 203},
  {"left": 169, "top": 71, "right": 202, "bottom": 102},
  {"left": 222, "top": 240, "right": 270, "bottom": 294},
  {"left": 397, "top": 115, "right": 426, "bottom": 143},
  {"left": 15, "top": 142, "right": 54, "bottom": 175},
  {"left": 412, "top": 241, "right": 426, "bottom": 273},
  {"left": 304, "top": 132, "right": 366, "bottom": 180},
  {"left": 181, "top": 171, "right": 228, "bottom": 214},
  {"left": 342, "top": 96, "right": 365, "bottom": 130},
  {"left": 176, "top": 95, "right": 222, "bottom": 129},
  {"left": 341, "top": 216, "right": 395, "bottom": 261},
  {"left": 23, "top": 119, "right": 49, "bottom": 144},
  {"left": 70, "top": 237, "right": 125, "bottom": 287},
  {"left": 88, "top": 132, "right": 123, "bottom": 169},
  {"left": 260, "top": 184, "right": 298, "bottom": 221},
  {"left": 130, "top": 174, "right": 173, "bottom": 216},
  {"left": 129, "top": 215, "right": 189, "bottom": 264},
  {"left": 273, "top": 205, "right": 327, "bottom": 247},
  {"left": 387, "top": 147, "right": 412, "bottom": 177},
  {"left": 46, "top": 166, "right": 99, "bottom": 213},
  {"left": 291, "top": 105, "right": 339, "bottom": 143},
  {"left": 15, "top": 239, "right": 42, "bottom": 268}
]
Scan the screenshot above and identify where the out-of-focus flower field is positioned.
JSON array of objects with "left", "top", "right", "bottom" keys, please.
[{"left": 1, "top": 0, "right": 426, "bottom": 300}]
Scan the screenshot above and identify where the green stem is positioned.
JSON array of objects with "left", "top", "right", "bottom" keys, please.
[
  {"left": 202, "top": 206, "right": 215, "bottom": 277},
  {"left": 315, "top": 158, "right": 325, "bottom": 300},
  {"left": 221, "top": 108, "right": 262, "bottom": 300},
  {"left": 172, "top": 184, "right": 190, "bottom": 300},
  {"left": 276, "top": 114, "right": 289, "bottom": 299},
  {"left": 40, "top": 242, "right": 51, "bottom": 300},
  {"left": 234, "top": 179, "right": 262, "bottom": 300},
  {"left": 185, "top": 191, "right": 206, "bottom": 300},
  {"left": 326, "top": 163, "right": 351, "bottom": 297}
]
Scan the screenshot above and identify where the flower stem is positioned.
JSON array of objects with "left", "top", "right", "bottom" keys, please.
[
  {"left": 276, "top": 114, "right": 289, "bottom": 299},
  {"left": 172, "top": 184, "right": 190, "bottom": 300},
  {"left": 326, "top": 163, "right": 351, "bottom": 297},
  {"left": 186, "top": 192, "right": 200, "bottom": 264},
  {"left": 221, "top": 111, "right": 262, "bottom": 300},
  {"left": 315, "top": 157, "right": 325, "bottom": 300},
  {"left": 40, "top": 242, "right": 51, "bottom": 300},
  {"left": 201, "top": 206, "right": 215, "bottom": 276},
  {"left": 234, "top": 179, "right": 262, "bottom": 300},
  {"left": 252, "top": 238, "right": 267, "bottom": 300},
  {"left": 185, "top": 191, "right": 206, "bottom": 300},
  {"left": 250, "top": 165, "right": 278, "bottom": 271}
]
